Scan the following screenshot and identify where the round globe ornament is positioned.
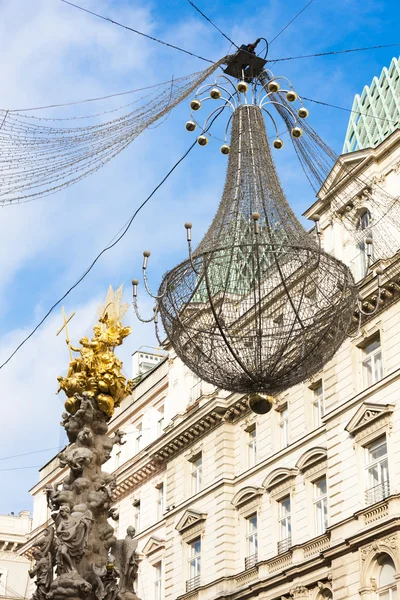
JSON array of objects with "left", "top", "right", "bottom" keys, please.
[
  {"left": 197, "top": 135, "right": 209, "bottom": 146},
  {"left": 291, "top": 126, "right": 303, "bottom": 138},
  {"left": 298, "top": 107, "right": 309, "bottom": 119},
  {"left": 190, "top": 99, "right": 202, "bottom": 111},
  {"left": 210, "top": 88, "right": 222, "bottom": 99},
  {"left": 237, "top": 81, "right": 249, "bottom": 93},
  {"left": 248, "top": 393, "right": 274, "bottom": 415},
  {"left": 220, "top": 144, "right": 230, "bottom": 155},
  {"left": 273, "top": 138, "right": 284, "bottom": 149},
  {"left": 286, "top": 90, "right": 297, "bottom": 102},
  {"left": 185, "top": 120, "right": 197, "bottom": 132},
  {"left": 267, "top": 80, "right": 280, "bottom": 93}
]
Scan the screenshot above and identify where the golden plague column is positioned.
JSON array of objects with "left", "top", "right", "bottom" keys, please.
[{"left": 29, "top": 286, "right": 141, "bottom": 600}]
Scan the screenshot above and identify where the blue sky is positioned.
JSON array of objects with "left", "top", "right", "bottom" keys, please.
[{"left": 0, "top": 0, "right": 399, "bottom": 514}]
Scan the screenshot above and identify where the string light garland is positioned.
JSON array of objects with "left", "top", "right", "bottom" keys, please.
[{"left": 0, "top": 61, "right": 225, "bottom": 204}]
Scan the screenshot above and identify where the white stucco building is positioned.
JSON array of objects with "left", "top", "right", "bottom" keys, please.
[
  {"left": 20, "top": 130, "right": 400, "bottom": 600},
  {"left": 0, "top": 511, "right": 32, "bottom": 600}
]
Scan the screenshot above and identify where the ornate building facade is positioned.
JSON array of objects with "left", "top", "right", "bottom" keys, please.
[
  {"left": 0, "top": 511, "right": 32, "bottom": 600},
  {"left": 20, "top": 131, "right": 400, "bottom": 600}
]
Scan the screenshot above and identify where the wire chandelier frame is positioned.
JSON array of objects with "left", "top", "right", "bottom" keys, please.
[{"left": 133, "top": 70, "right": 366, "bottom": 399}]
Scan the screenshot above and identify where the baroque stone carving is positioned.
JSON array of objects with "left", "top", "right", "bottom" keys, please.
[
  {"left": 29, "top": 291, "right": 141, "bottom": 600},
  {"left": 112, "top": 528, "right": 140, "bottom": 600}
]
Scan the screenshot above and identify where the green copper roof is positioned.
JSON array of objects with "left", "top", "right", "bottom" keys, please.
[{"left": 343, "top": 56, "right": 400, "bottom": 153}]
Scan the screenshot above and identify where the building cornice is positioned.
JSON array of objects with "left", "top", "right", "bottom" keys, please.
[{"left": 111, "top": 396, "right": 249, "bottom": 501}]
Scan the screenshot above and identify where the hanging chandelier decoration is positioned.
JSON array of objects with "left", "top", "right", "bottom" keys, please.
[{"left": 133, "top": 55, "right": 363, "bottom": 408}]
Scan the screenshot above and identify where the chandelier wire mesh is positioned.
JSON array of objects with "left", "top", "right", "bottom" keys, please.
[{"left": 134, "top": 72, "right": 360, "bottom": 395}]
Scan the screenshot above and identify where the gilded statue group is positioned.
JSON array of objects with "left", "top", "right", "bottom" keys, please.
[
  {"left": 57, "top": 286, "right": 134, "bottom": 418},
  {"left": 29, "top": 287, "right": 141, "bottom": 600}
]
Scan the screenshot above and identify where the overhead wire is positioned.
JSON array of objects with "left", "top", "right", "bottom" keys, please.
[
  {"left": 269, "top": 0, "right": 315, "bottom": 45},
  {"left": 186, "top": 0, "right": 239, "bottom": 49},
  {"left": 60, "top": 0, "right": 214, "bottom": 64},
  {"left": 267, "top": 42, "right": 400, "bottom": 62},
  {"left": 0, "top": 142, "right": 196, "bottom": 369},
  {"left": 0, "top": 447, "right": 59, "bottom": 461},
  {"left": 302, "top": 95, "right": 400, "bottom": 125},
  {"left": 0, "top": 107, "right": 224, "bottom": 370}
]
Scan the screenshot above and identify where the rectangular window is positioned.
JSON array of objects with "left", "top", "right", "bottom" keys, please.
[
  {"left": 362, "top": 336, "right": 383, "bottom": 388},
  {"left": 190, "top": 375, "right": 202, "bottom": 404},
  {"left": 156, "top": 484, "right": 164, "bottom": 520},
  {"left": 314, "top": 476, "right": 328, "bottom": 535},
  {"left": 247, "top": 426, "right": 257, "bottom": 468},
  {"left": 278, "top": 496, "right": 291, "bottom": 553},
  {"left": 186, "top": 538, "right": 201, "bottom": 592},
  {"left": 157, "top": 410, "right": 164, "bottom": 437},
  {"left": 135, "top": 423, "right": 143, "bottom": 453},
  {"left": 312, "top": 382, "right": 324, "bottom": 428},
  {"left": 154, "top": 562, "right": 162, "bottom": 600},
  {"left": 365, "top": 436, "right": 390, "bottom": 504},
  {"left": 133, "top": 500, "right": 141, "bottom": 532},
  {"left": 279, "top": 407, "right": 289, "bottom": 449},
  {"left": 245, "top": 514, "right": 258, "bottom": 569},
  {"left": 191, "top": 454, "right": 202, "bottom": 495}
]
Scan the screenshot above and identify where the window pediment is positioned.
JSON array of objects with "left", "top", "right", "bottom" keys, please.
[
  {"left": 262, "top": 468, "right": 297, "bottom": 493},
  {"left": 231, "top": 486, "right": 264, "bottom": 510},
  {"left": 345, "top": 402, "right": 394, "bottom": 438},
  {"left": 176, "top": 509, "right": 207, "bottom": 536},
  {"left": 142, "top": 536, "right": 165, "bottom": 556},
  {"left": 296, "top": 447, "right": 327, "bottom": 473}
]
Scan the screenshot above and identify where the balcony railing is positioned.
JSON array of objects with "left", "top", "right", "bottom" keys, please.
[
  {"left": 365, "top": 480, "right": 390, "bottom": 505},
  {"left": 277, "top": 536, "right": 292, "bottom": 555},
  {"left": 245, "top": 553, "right": 258, "bottom": 570},
  {"left": 186, "top": 575, "right": 201, "bottom": 592}
]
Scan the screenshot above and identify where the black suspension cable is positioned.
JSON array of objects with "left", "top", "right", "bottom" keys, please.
[
  {"left": 269, "top": 0, "right": 315, "bottom": 44},
  {"left": 302, "top": 95, "right": 400, "bottom": 124},
  {"left": 268, "top": 42, "right": 400, "bottom": 62},
  {"left": 60, "top": 0, "right": 214, "bottom": 64},
  {"left": 0, "top": 110, "right": 223, "bottom": 371},
  {"left": 186, "top": 0, "right": 239, "bottom": 49},
  {"left": 0, "top": 142, "right": 197, "bottom": 370}
]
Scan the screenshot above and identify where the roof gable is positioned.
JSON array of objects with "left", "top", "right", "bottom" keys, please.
[{"left": 175, "top": 509, "right": 207, "bottom": 535}]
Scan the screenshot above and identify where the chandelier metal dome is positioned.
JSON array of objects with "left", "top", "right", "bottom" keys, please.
[{"left": 152, "top": 98, "right": 358, "bottom": 395}]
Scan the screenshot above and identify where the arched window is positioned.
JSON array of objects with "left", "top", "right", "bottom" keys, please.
[
  {"left": 355, "top": 209, "right": 372, "bottom": 280},
  {"left": 377, "top": 557, "right": 397, "bottom": 599}
]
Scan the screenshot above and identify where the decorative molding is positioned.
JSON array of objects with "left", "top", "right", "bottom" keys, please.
[
  {"left": 290, "top": 585, "right": 309, "bottom": 598},
  {"left": 296, "top": 447, "right": 327, "bottom": 473},
  {"left": 231, "top": 487, "right": 264, "bottom": 510},
  {"left": 175, "top": 509, "right": 207, "bottom": 538},
  {"left": 263, "top": 468, "right": 297, "bottom": 494},
  {"left": 267, "top": 551, "right": 293, "bottom": 574},
  {"left": 142, "top": 536, "right": 165, "bottom": 557},
  {"left": 364, "top": 501, "right": 389, "bottom": 525},
  {"left": 345, "top": 402, "right": 394, "bottom": 440},
  {"left": 235, "top": 567, "right": 258, "bottom": 588},
  {"left": 302, "top": 534, "right": 330, "bottom": 558}
]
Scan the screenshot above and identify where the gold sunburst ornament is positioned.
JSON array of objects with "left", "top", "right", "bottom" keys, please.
[{"left": 57, "top": 285, "right": 133, "bottom": 418}]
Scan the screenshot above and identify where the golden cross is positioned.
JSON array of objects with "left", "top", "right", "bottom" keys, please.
[{"left": 56, "top": 307, "right": 76, "bottom": 362}]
